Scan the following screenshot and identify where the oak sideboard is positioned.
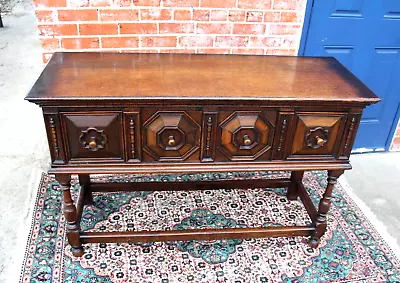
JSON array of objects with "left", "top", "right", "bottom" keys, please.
[{"left": 26, "top": 52, "right": 379, "bottom": 256}]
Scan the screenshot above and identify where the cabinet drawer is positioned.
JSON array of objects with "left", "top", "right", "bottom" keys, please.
[
  {"left": 61, "top": 112, "right": 124, "bottom": 162},
  {"left": 287, "top": 112, "right": 347, "bottom": 160},
  {"left": 141, "top": 110, "right": 202, "bottom": 162},
  {"left": 216, "top": 111, "right": 276, "bottom": 161}
]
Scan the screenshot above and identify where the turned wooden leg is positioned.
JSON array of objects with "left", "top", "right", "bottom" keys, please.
[
  {"left": 287, "top": 171, "right": 304, "bottom": 200},
  {"left": 79, "top": 174, "right": 94, "bottom": 205},
  {"left": 308, "top": 170, "right": 344, "bottom": 248},
  {"left": 55, "top": 174, "right": 84, "bottom": 257}
]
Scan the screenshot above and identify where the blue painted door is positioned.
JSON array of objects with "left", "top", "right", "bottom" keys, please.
[{"left": 303, "top": 0, "right": 400, "bottom": 151}]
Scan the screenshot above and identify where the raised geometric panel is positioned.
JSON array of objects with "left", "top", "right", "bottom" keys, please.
[
  {"left": 362, "top": 48, "right": 400, "bottom": 121},
  {"left": 383, "top": 1, "right": 400, "bottom": 19},
  {"left": 290, "top": 113, "right": 345, "bottom": 157},
  {"left": 218, "top": 112, "right": 274, "bottom": 161},
  {"left": 143, "top": 111, "right": 200, "bottom": 161},
  {"left": 330, "top": 0, "right": 364, "bottom": 18},
  {"left": 63, "top": 113, "right": 123, "bottom": 160}
]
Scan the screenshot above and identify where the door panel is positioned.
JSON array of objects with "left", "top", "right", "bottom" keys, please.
[
  {"left": 330, "top": 0, "right": 364, "bottom": 18},
  {"left": 304, "top": 0, "right": 400, "bottom": 150}
]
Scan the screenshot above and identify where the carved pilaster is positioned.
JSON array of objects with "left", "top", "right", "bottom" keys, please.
[
  {"left": 273, "top": 113, "right": 293, "bottom": 160},
  {"left": 129, "top": 118, "right": 135, "bottom": 157},
  {"left": 201, "top": 112, "right": 217, "bottom": 162},
  {"left": 344, "top": 117, "right": 356, "bottom": 150},
  {"left": 49, "top": 117, "right": 59, "bottom": 158},
  {"left": 43, "top": 109, "right": 65, "bottom": 164},
  {"left": 340, "top": 114, "right": 361, "bottom": 157},
  {"left": 277, "top": 118, "right": 287, "bottom": 152},
  {"left": 205, "top": 116, "right": 212, "bottom": 155},
  {"left": 125, "top": 112, "right": 141, "bottom": 162}
]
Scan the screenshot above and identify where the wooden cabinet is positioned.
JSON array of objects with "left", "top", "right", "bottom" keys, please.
[{"left": 26, "top": 53, "right": 380, "bottom": 257}]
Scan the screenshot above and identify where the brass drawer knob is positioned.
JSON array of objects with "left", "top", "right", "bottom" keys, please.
[
  {"left": 316, "top": 136, "right": 325, "bottom": 147},
  {"left": 89, "top": 139, "right": 97, "bottom": 149},
  {"left": 168, "top": 135, "right": 176, "bottom": 146},
  {"left": 243, "top": 135, "right": 252, "bottom": 146}
]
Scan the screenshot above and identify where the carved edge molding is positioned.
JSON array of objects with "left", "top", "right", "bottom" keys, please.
[
  {"left": 49, "top": 117, "right": 59, "bottom": 159},
  {"left": 201, "top": 112, "right": 217, "bottom": 162}
]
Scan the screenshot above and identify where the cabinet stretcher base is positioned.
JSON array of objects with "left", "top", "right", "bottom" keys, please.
[{"left": 55, "top": 170, "right": 343, "bottom": 257}]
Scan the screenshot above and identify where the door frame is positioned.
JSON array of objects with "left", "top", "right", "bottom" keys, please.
[
  {"left": 298, "top": 0, "right": 400, "bottom": 151},
  {"left": 387, "top": 104, "right": 400, "bottom": 151},
  {"left": 297, "top": 0, "right": 315, "bottom": 56}
]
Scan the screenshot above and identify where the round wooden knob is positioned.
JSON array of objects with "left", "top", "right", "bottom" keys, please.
[
  {"left": 243, "top": 135, "right": 252, "bottom": 146},
  {"left": 89, "top": 139, "right": 97, "bottom": 149},
  {"left": 168, "top": 135, "right": 176, "bottom": 146},
  {"left": 316, "top": 136, "right": 325, "bottom": 147}
]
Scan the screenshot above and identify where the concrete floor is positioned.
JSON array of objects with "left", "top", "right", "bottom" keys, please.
[
  {"left": 0, "top": 1, "right": 399, "bottom": 282},
  {"left": 344, "top": 152, "right": 400, "bottom": 243},
  {"left": 0, "top": 1, "right": 50, "bottom": 282}
]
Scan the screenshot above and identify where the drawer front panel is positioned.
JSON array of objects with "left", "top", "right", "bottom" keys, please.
[
  {"left": 288, "top": 112, "right": 347, "bottom": 159},
  {"left": 62, "top": 112, "right": 124, "bottom": 161},
  {"left": 216, "top": 111, "right": 276, "bottom": 161},
  {"left": 142, "top": 110, "right": 201, "bottom": 162}
]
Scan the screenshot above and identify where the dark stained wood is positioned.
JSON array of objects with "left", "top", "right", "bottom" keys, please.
[
  {"left": 80, "top": 226, "right": 315, "bottom": 244},
  {"left": 48, "top": 162, "right": 352, "bottom": 175},
  {"left": 79, "top": 174, "right": 93, "bottom": 205},
  {"left": 297, "top": 181, "right": 318, "bottom": 220},
  {"left": 141, "top": 109, "right": 202, "bottom": 162},
  {"left": 55, "top": 174, "right": 84, "bottom": 257},
  {"left": 89, "top": 178, "right": 292, "bottom": 192},
  {"left": 287, "top": 171, "right": 304, "bottom": 200},
  {"left": 26, "top": 52, "right": 380, "bottom": 106},
  {"left": 27, "top": 52, "right": 379, "bottom": 256},
  {"left": 309, "top": 170, "right": 344, "bottom": 248},
  {"left": 75, "top": 181, "right": 86, "bottom": 225}
]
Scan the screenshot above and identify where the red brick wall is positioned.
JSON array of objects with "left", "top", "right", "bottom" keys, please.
[
  {"left": 390, "top": 120, "right": 400, "bottom": 152},
  {"left": 33, "top": 0, "right": 308, "bottom": 62},
  {"left": 32, "top": 0, "right": 400, "bottom": 151}
]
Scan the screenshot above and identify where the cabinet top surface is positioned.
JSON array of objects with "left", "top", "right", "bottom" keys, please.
[{"left": 26, "top": 52, "right": 379, "bottom": 105}]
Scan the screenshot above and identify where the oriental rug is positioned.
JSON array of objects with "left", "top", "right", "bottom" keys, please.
[{"left": 19, "top": 171, "right": 400, "bottom": 282}]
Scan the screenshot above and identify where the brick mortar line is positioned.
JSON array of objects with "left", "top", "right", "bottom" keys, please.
[
  {"left": 41, "top": 47, "right": 297, "bottom": 51},
  {"left": 38, "top": 21, "right": 302, "bottom": 25},
  {"left": 39, "top": 35, "right": 300, "bottom": 39},
  {"left": 35, "top": 7, "right": 300, "bottom": 13},
  {"left": 39, "top": 34, "right": 299, "bottom": 38}
]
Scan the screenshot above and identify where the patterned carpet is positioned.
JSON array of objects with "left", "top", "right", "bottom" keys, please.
[{"left": 19, "top": 171, "right": 400, "bottom": 282}]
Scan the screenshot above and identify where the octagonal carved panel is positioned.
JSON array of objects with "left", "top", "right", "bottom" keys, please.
[
  {"left": 143, "top": 111, "right": 200, "bottom": 161},
  {"left": 218, "top": 112, "right": 274, "bottom": 161}
]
